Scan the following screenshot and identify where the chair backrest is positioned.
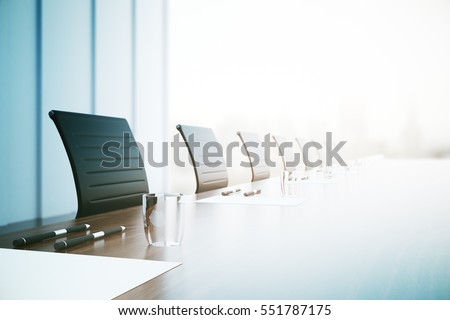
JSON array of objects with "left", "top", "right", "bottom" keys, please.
[
  {"left": 272, "top": 135, "right": 301, "bottom": 172},
  {"left": 295, "top": 137, "right": 323, "bottom": 169},
  {"left": 236, "top": 131, "right": 270, "bottom": 182},
  {"left": 176, "top": 124, "right": 228, "bottom": 193},
  {"left": 49, "top": 110, "right": 149, "bottom": 218}
]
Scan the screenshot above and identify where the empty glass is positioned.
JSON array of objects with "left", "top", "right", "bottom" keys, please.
[
  {"left": 281, "top": 170, "right": 299, "bottom": 196},
  {"left": 142, "top": 193, "right": 185, "bottom": 247},
  {"left": 324, "top": 165, "right": 335, "bottom": 178}
]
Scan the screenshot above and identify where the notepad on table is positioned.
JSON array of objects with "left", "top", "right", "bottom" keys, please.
[
  {"left": 196, "top": 195, "right": 307, "bottom": 206},
  {"left": 0, "top": 248, "right": 180, "bottom": 299}
]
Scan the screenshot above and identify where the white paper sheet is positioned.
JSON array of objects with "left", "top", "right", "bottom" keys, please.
[
  {"left": 299, "top": 178, "right": 340, "bottom": 184},
  {"left": 196, "top": 195, "right": 307, "bottom": 206},
  {"left": 0, "top": 248, "right": 180, "bottom": 299}
]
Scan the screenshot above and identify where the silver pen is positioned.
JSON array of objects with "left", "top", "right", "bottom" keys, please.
[
  {"left": 243, "top": 189, "right": 261, "bottom": 197},
  {"left": 221, "top": 188, "right": 242, "bottom": 196}
]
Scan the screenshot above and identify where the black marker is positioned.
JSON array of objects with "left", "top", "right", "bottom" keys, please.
[
  {"left": 54, "top": 226, "right": 125, "bottom": 251},
  {"left": 13, "top": 224, "right": 90, "bottom": 247},
  {"left": 244, "top": 189, "right": 262, "bottom": 197},
  {"left": 221, "top": 188, "right": 242, "bottom": 196}
]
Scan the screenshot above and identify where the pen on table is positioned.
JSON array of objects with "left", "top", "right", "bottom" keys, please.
[
  {"left": 221, "top": 188, "right": 241, "bottom": 196},
  {"left": 54, "top": 226, "right": 125, "bottom": 251},
  {"left": 12, "top": 224, "right": 90, "bottom": 248},
  {"left": 243, "top": 189, "right": 262, "bottom": 197}
]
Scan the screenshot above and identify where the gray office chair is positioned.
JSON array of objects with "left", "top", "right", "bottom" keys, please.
[
  {"left": 49, "top": 110, "right": 149, "bottom": 218},
  {"left": 237, "top": 131, "right": 270, "bottom": 182},
  {"left": 295, "top": 138, "right": 325, "bottom": 171},
  {"left": 272, "top": 135, "right": 303, "bottom": 172},
  {"left": 176, "top": 124, "right": 228, "bottom": 193},
  {"left": 295, "top": 137, "right": 323, "bottom": 170}
]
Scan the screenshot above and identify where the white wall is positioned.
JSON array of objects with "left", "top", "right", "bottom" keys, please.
[
  {"left": 134, "top": 0, "right": 168, "bottom": 193},
  {"left": 0, "top": 0, "right": 38, "bottom": 225},
  {"left": 0, "top": 0, "right": 167, "bottom": 226},
  {"left": 95, "top": 0, "right": 133, "bottom": 121},
  {"left": 41, "top": 0, "right": 92, "bottom": 218}
]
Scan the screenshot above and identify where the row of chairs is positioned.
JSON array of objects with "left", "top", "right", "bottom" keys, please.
[
  {"left": 50, "top": 110, "right": 322, "bottom": 219},
  {"left": 177, "top": 125, "right": 323, "bottom": 193}
]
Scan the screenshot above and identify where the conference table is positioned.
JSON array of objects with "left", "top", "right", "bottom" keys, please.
[{"left": 1, "top": 159, "right": 449, "bottom": 299}]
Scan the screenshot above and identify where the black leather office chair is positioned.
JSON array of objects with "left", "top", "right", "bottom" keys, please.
[
  {"left": 49, "top": 110, "right": 149, "bottom": 218},
  {"left": 272, "top": 135, "right": 299, "bottom": 172},
  {"left": 176, "top": 124, "right": 228, "bottom": 193},
  {"left": 237, "top": 131, "right": 270, "bottom": 182}
]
